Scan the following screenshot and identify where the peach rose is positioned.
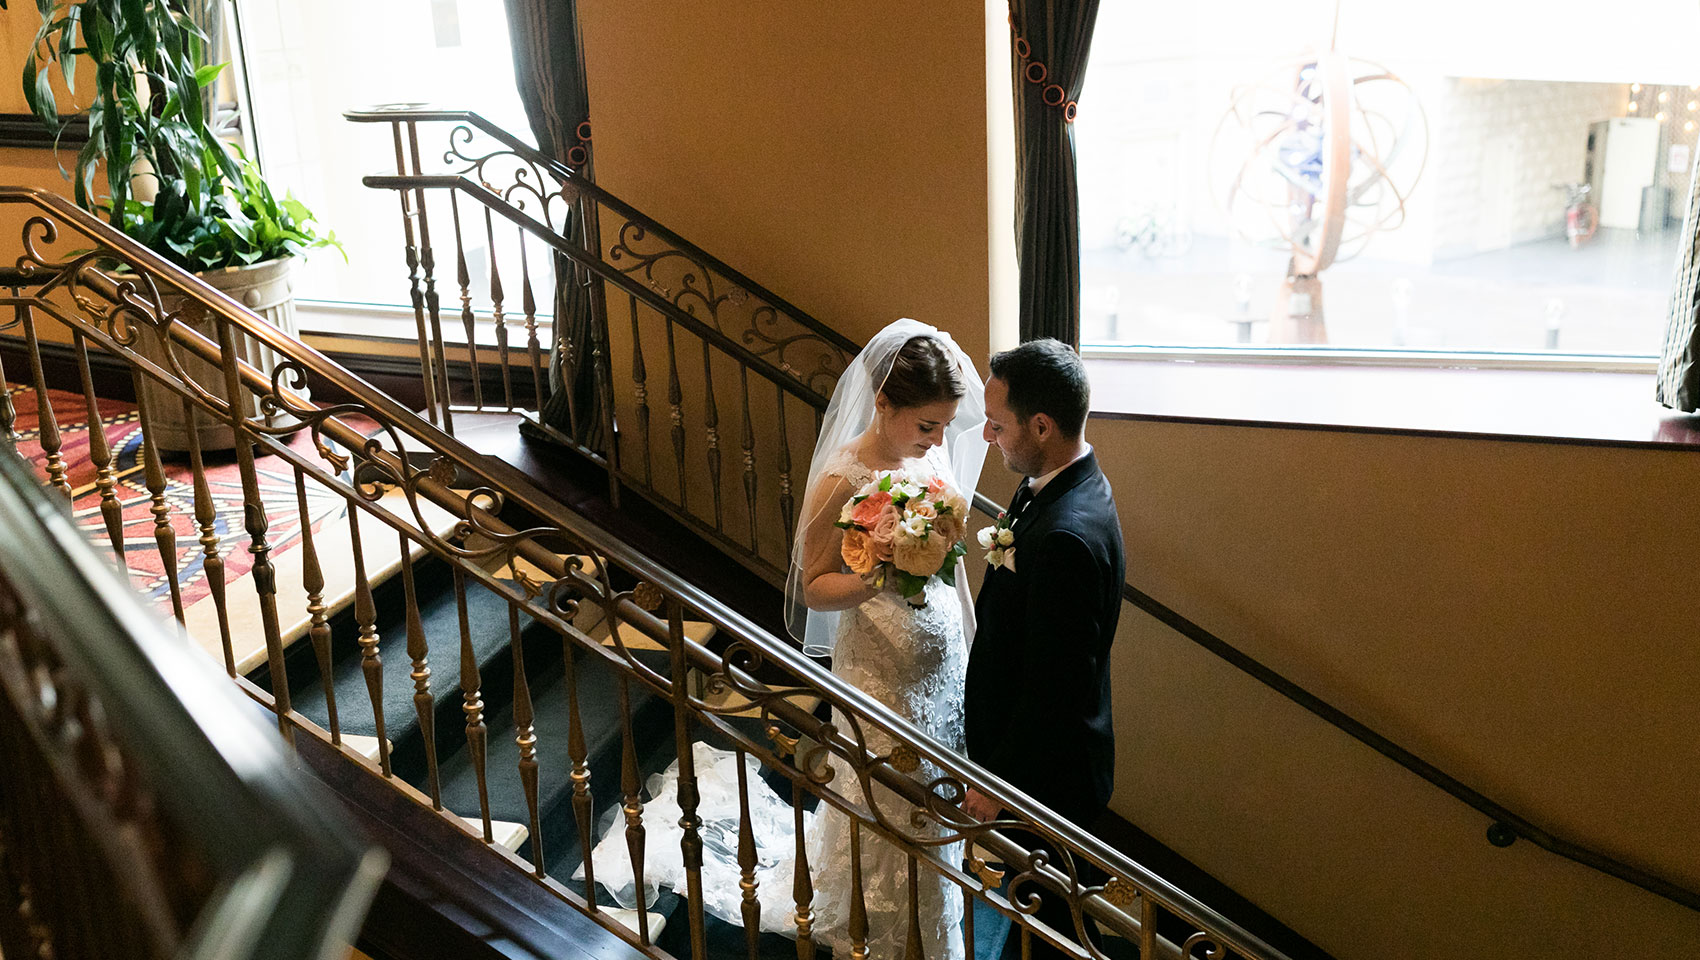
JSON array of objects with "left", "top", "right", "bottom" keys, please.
[
  {"left": 850, "top": 491, "right": 893, "bottom": 529},
  {"left": 841, "top": 527, "right": 878, "bottom": 575},
  {"left": 869, "top": 504, "right": 903, "bottom": 546},
  {"left": 871, "top": 532, "right": 895, "bottom": 564},
  {"left": 893, "top": 527, "right": 953, "bottom": 577},
  {"left": 908, "top": 499, "right": 938, "bottom": 521},
  {"left": 927, "top": 475, "right": 951, "bottom": 499},
  {"left": 931, "top": 512, "right": 965, "bottom": 549}
]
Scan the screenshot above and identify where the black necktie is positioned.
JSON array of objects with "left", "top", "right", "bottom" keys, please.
[{"left": 1008, "top": 481, "right": 1034, "bottom": 522}]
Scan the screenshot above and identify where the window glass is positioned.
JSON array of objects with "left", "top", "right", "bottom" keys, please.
[
  {"left": 1077, "top": 0, "right": 1700, "bottom": 356},
  {"left": 239, "top": 0, "right": 531, "bottom": 308}
]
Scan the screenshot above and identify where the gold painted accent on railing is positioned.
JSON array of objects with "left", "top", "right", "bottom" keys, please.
[
  {"left": 631, "top": 581, "right": 664, "bottom": 612},
  {"left": 1102, "top": 877, "right": 1138, "bottom": 907},
  {"left": 889, "top": 744, "right": 922, "bottom": 774}
]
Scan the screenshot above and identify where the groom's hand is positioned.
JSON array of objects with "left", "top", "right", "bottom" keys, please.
[{"left": 962, "top": 788, "right": 1002, "bottom": 822}]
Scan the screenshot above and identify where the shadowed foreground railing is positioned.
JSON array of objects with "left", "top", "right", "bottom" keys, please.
[
  {"left": 0, "top": 188, "right": 1288, "bottom": 959},
  {"left": 0, "top": 420, "right": 385, "bottom": 958},
  {"left": 344, "top": 108, "right": 1700, "bottom": 919}
]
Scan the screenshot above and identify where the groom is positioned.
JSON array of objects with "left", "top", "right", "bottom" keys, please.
[{"left": 962, "top": 339, "right": 1124, "bottom": 959}]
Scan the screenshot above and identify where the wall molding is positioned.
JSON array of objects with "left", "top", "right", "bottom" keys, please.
[{"left": 0, "top": 112, "right": 89, "bottom": 150}]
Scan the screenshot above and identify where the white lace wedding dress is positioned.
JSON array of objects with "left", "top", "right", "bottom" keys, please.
[{"left": 581, "top": 444, "right": 968, "bottom": 960}]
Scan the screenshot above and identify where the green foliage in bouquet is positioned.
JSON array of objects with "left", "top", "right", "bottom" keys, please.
[{"left": 22, "top": 0, "right": 341, "bottom": 271}]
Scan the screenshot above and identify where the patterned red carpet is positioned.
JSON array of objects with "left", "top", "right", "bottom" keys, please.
[{"left": 8, "top": 385, "right": 358, "bottom": 614}]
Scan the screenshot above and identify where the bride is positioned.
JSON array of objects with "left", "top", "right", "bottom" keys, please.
[{"left": 582, "top": 319, "right": 987, "bottom": 958}]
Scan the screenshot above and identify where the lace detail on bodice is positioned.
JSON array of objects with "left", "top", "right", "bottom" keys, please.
[{"left": 809, "top": 443, "right": 967, "bottom": 960}]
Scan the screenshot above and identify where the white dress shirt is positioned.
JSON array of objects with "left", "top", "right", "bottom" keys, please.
[{"left": 1027, "top": 444, "right": 1093, "bottom": 497}]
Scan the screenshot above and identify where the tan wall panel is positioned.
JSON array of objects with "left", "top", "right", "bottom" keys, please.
[
  {"left": 1093, "top": 414, "right": 1700, "bottom": 958},
  {"left": 576, "top": 0, "right": 994, "bottom": 367},
  {"left": 0, "top": 4, "right": 94, "bottom": 117}
]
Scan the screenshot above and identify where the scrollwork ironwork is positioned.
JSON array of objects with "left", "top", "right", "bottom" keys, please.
[{"left": 607, "top": 220, "right": 848, "bottom": 393}]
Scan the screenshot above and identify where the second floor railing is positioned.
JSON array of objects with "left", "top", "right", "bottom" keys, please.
[
  {"left": 343, "top": 108, "right": 1700, "bottom": 918},
  {"left": 0, "top": 186, "right": 1292, "bottom": 959}
]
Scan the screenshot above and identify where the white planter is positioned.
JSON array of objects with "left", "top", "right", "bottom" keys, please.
[{"left": 137, "top": 256, "right": 302, "bottom": 452}]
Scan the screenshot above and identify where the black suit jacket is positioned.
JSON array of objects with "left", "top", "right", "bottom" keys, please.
[{"left": 966, "top": 451, "right": 1124, "bottom": 825}]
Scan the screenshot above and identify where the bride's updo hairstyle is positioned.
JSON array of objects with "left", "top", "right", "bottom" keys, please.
[{"left": 875, "top": 335, "right": 967, "bottom": 408}]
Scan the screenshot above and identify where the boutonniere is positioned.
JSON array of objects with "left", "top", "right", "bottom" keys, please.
[{"left": 975, "top": 513, "right": 1017, "bottom": 572}]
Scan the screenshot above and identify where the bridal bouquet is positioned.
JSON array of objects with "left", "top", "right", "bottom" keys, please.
[{"left": 836, "top": 471, "right": 970, "bottom": 602}]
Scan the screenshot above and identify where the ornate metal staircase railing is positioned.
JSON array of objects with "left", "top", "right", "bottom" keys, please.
[
  {"left": 346, "top": 106, "right": 859, "bottom": 588},
  {"left": 346, "top": 108, "right": 1700, "bottom": 917},
  {"left": 0, "top": 388, "right": 385, "bottom": 959},
  {"left": 0, "top": 185, "right": 1292, "bottom": 960}
]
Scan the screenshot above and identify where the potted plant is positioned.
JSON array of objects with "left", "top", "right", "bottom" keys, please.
[{"left": 22, "top": 0, "right": 342, "bottom": 450}]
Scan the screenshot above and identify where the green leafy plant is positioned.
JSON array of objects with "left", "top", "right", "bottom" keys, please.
[
  {"left": 23, "top": 1, "right": 340, "bottom": 271},
  {"left": 123, "top": 150, "right": 344, "bottom": 271}
]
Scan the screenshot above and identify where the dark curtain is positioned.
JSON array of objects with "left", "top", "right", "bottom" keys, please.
[
  {"left": 504, "top": 0, "right": 603, "bottom": 446},
  {"left": 1009, "top": 0, "right": 1100, "bottom": 348},
  {"left": 1658, "top": 153, "right": 1700, "bottom": 412}
]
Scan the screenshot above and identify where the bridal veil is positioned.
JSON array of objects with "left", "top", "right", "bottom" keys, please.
[{"left": 782, "top": 318, "right": 988, "bottom": 657}]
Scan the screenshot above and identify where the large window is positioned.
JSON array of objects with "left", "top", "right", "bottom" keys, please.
[
  {"left": 237, "top": 0, "right": 529, "bottom": 310},
  {"left": 1076, "top": 1, "right": 1700, "bottom": 357}
]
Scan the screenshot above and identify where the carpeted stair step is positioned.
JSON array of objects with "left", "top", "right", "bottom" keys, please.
[
  {"left": 434, "top": 641, "right": 677, "bottom": 876},
  {"left": 251, "top": 555, "right": 566, "bottom": 792}
]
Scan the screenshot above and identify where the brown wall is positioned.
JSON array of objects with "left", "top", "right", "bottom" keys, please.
[
  {"left": 575, "top": 0, "right": 997, "bottom": 366},
  {"left": 1091, "top": 414, "right": 1700, "bottom": 958}
]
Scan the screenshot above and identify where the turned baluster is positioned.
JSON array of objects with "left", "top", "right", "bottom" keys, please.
[
  {"left": 736, "top": 748, "right": 761, "bottom": 960},
  {"left": 702, "top": 342, "right": 723, "bottom": 531},
  {"left": 667, "top": 597, "right": 708, "bottom": 959},
  {"left": 619, "top": 672, "right": 651, "bottom": 943},
  {"left": 130, "top": 372, "right": 184, "bottom": 625},
  {"left": 455, "top": 567, "right": 493, "bottom": 840},
  {"left": 345, "top": 504, "right": 389, "bottom": 772},
  {"left": 666, "top": 319, "right": 687, "bottom": 506},
  {"left": 792, "top": 780, "right": 815, "bottom": 960},
  {"left": 1140, "top": 891, "right": 1157, "bottom": 960},
  {"left": 740, "top": 367, "right": 761, "bottom": 553},
  {"left": 777, "top": 383, "right": 795, "bottom": 555},
  {"left": 402, "top": 530, "right": 440, "bottom": 806},
  {"left": 449, "top": 190, "right": 484, "bottom": 411},
  {"left": 297, "top": 468, "right": 340, "bottom": 745},
  {"left": 0, "top": 334, "right": 18, "bottom": 439},
  {"left": 510, "top": 602, "right": 543, "bottom": 876},
  {"left": 183, "top": 399, "right": 233, "bottom": 675},
  {"left": 517, "top": 233, "right": 546, "bottom": 411},
  {"left": 849, "top": 819, "right": 870, "bottom": 960},
  {"left": 20, "top": 304, "right": 70, "bottom": 499},
  {"left": 72, "top": 332, "right": 126, "bottom": 581},
  {"left": 408, "top": 124, "right": 455, "bottom": 434},
  {"left": 559, "top": 631, "right": 598, "bottom": 904},
  {"left": 217, "top": 321, "right": 289, "bottom": 743},
  {"left": 904, "top": 854, "right": 925, "bottom": 960},
  {"left": 392, "top": 120, "right": 440, "bottom": 425},
  {"left": 631, "top": 294, "right": 652, "bottom": 486},
  {"left": 486, "top": 210, "right": 511, "bottom": 410}
]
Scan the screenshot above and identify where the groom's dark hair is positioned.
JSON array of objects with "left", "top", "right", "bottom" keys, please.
[{"left": 989, "top": 338, "right": 1090, "bottom": 438}]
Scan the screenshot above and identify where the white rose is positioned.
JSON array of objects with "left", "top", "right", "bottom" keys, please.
[
  {"left": 976, "top": 525, "right": 997, "bottom": 549},
  {"left": 984, "top": 547, "right": 1004, "bottom": 567},
  {"left": 894, "top": 480, "right": 923, "bottom": 501},
  {"left": 996, "top": 527, "right": 1015, "bottom": 547},
  {"left": 900, "top": 515, "right": 929, "bottom": 539},
  {"left": 838, "top": 500, "right": 855, "bottom": 524}
]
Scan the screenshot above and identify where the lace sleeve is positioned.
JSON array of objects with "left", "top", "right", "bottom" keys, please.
[{"left": 816, "top": 448, "right": 873, "bottom": 490}]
